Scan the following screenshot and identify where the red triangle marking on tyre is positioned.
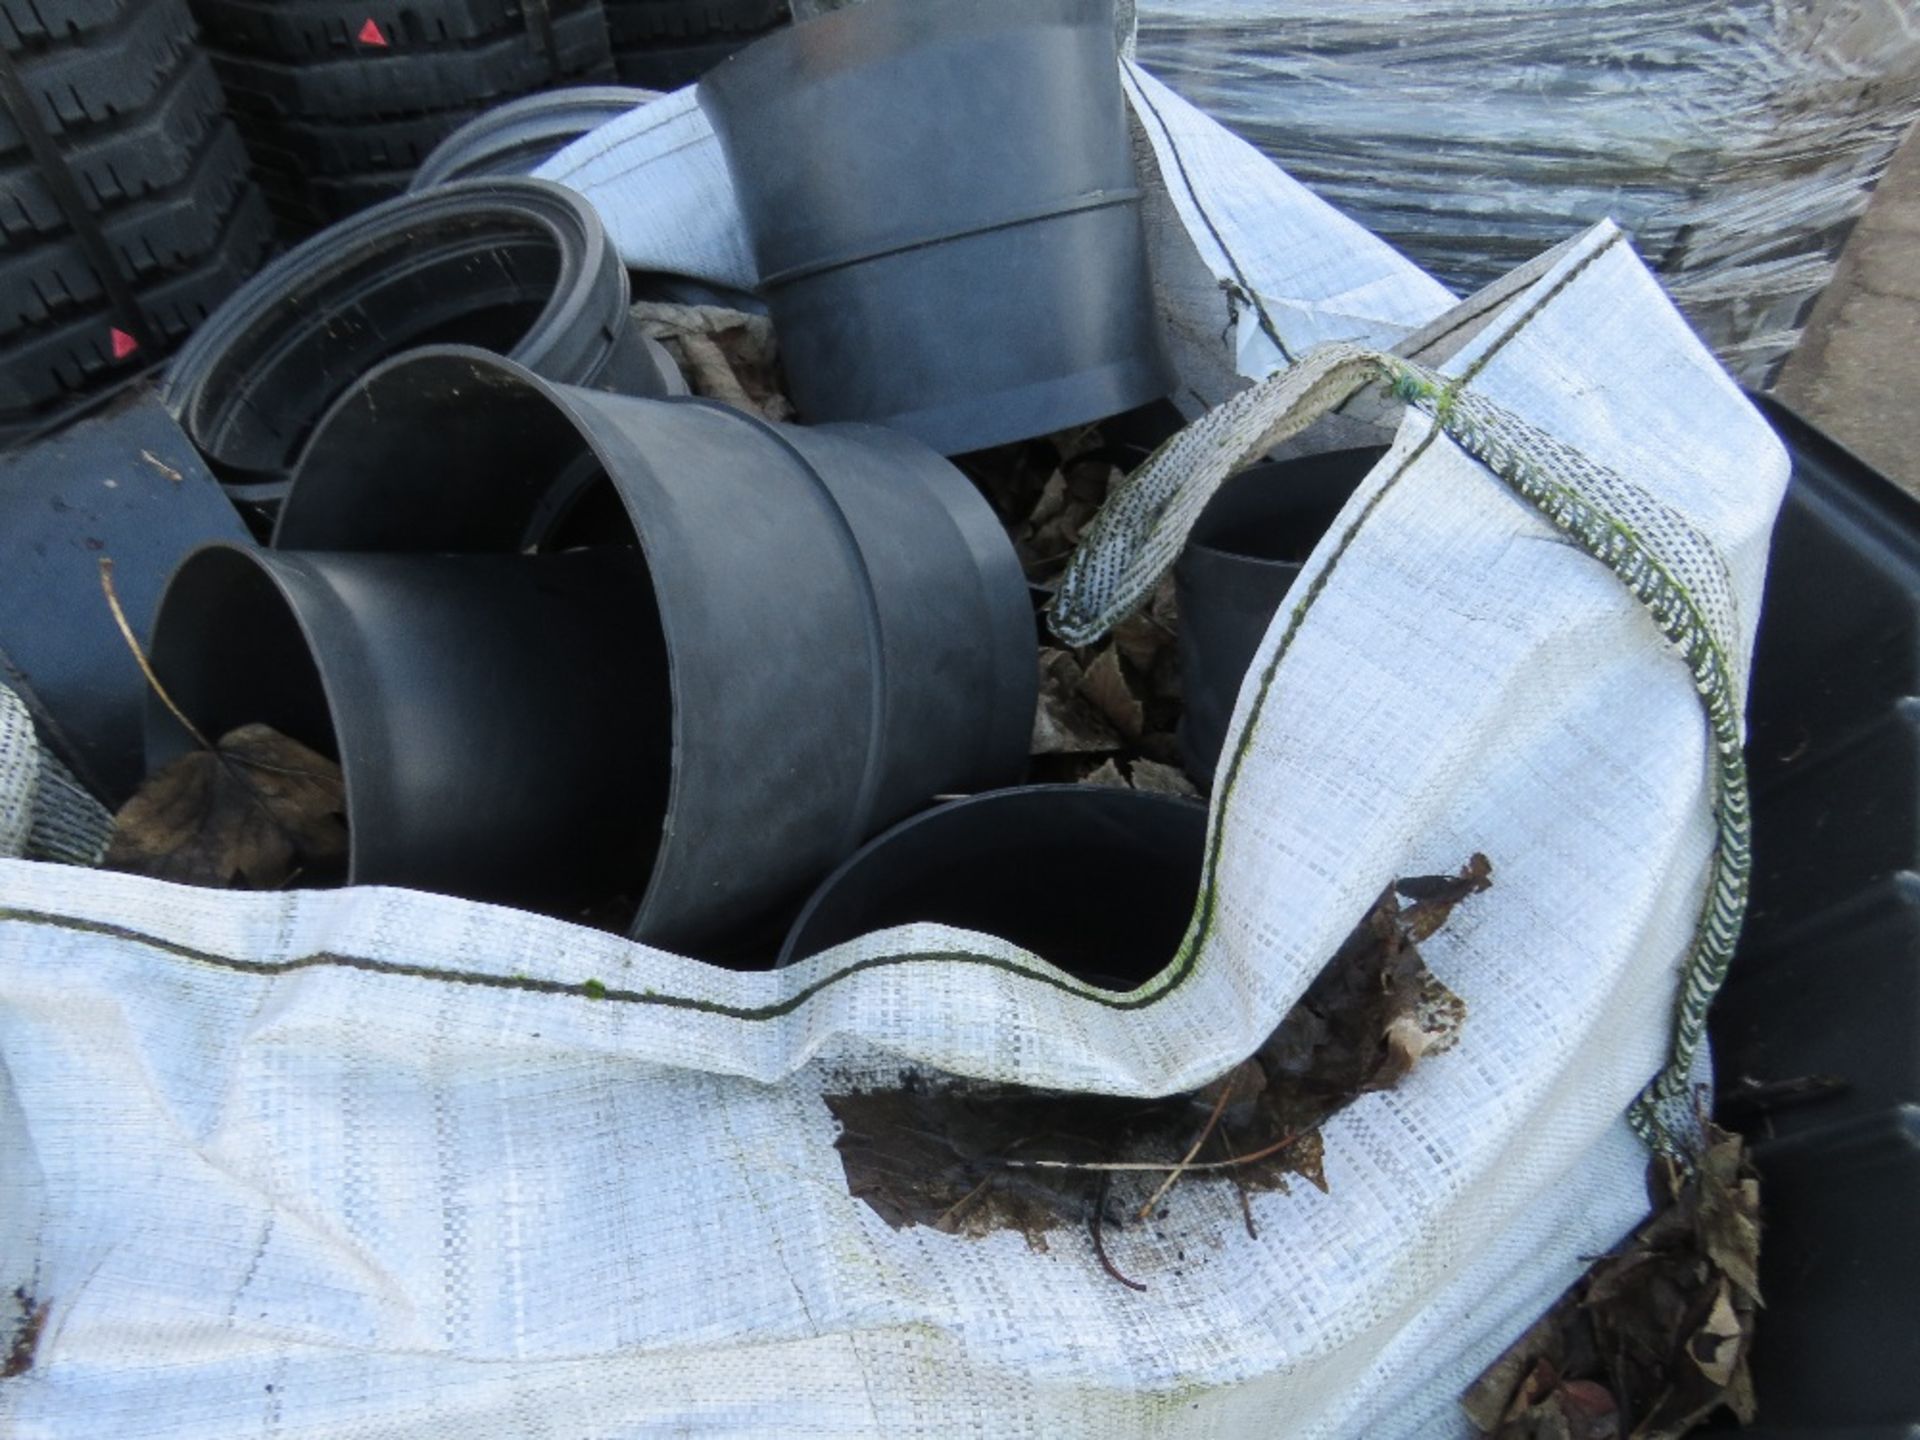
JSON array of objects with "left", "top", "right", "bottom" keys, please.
[
  {"left": 109, "top": 327, "right": 138, "bottom": 360},
  {"left": 357, "top": 17, "right": 388, "bottom": 45}
]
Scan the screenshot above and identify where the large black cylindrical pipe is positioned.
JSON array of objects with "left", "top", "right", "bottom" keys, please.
[
  {"left": 698, "top": 0, "right": 1173, "bottom": 454},
  {"left": 1175, "top": 448, "right": 1385, "bottom": 786},
  {"left": 779, "top": 785, "right": 1208, "bottom": 990},
  {"left": 146, "top": 543, "right": 664, "bottom": 916},
  {"left": 273, "top": 345, "right": 1038, "bottom": 948}
]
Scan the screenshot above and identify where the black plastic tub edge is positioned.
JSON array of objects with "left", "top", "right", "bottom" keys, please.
[
  {"left": 1712, "top": 394, "right": 1920, "bottom": 1435},
  {"left": 409, "top": 86, "right": 659, "bottom": 189}
]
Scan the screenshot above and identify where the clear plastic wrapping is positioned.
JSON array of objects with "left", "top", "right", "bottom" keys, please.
[{"left": 1138, "top": 0, "right": 1920, "bottom": 385}]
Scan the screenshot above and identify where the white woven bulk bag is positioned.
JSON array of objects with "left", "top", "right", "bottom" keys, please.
[{"left": 0, "top": 67, "right": 1783, "bottom": 1440}]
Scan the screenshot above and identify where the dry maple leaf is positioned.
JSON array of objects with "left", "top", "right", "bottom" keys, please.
[
  {"left": 1463, "top": 1119, "right": 1762, "bottom": 1439},
  {"left": 106, "top": 724, "right": 347, "bottom": 890}
]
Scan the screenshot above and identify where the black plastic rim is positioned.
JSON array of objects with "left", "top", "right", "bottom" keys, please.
[
  {"left": 409, "top": 86, "right": 659, "bottom": 190},
  {"left": 158, "top": 176, "right": 662, "bottom": 489}
]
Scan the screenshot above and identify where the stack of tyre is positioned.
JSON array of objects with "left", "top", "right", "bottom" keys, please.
[
  {"left": 190, "top": 0, "right": 616, "bottom": 233},
  {"left": 0, "top": 0, "right": 274, "bottom": 442},
  {"left": 604, "top": 0, "right": 784, "bottom": 89}
]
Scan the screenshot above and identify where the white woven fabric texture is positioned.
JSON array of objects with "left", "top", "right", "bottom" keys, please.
[
  {"left": 0, "top": 685, "right": 110, "bottom": 868},
  {"left": 0, "top": 63, "right": 1786, "bottom": 1440},
  {"left": 0, "top": 684, "right": 34, "bottom": 858}
]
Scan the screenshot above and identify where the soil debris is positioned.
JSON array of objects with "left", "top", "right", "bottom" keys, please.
[
  {"left": 4, "top": 1290, "right": 47, "bottom": 1378},
  {"left": 825, "top": 854, "right": 1490, "bottom": 1282},
  {"left": 105, "top": 724, "right": 348, "bottom": 890},
  {"left": 1461, "top": 1123, "right": 1762, "bottom": 1439}
]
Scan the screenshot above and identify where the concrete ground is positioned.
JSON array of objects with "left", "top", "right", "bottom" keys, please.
[{"left": 1774, "top": 125, "right": 1920, "bottom": 493}]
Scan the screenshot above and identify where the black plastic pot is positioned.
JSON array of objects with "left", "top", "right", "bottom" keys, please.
[
  {"left": 272, "top": 345, "right": 1036, "bottom": 949},
  {"left": 409, "top": 86, "right": 659, "bottom": 190},
  {"left": 146, "top": 543, "right": 661, "bottom": 917},
  {"left": 698, "top": 0, "right": 1172, "bottom": 455},
  {"left": 158, "top": 177, "right": 682, "bottom": 495},
  {"left": 0, "top": 389, "right": 254, "bottom": 806},
  {"left": 1174, "top": 448, "right": 1385, "bottom": 787},
  {"left": 777, "top": 785, "right": 1207, "bottom": 989}
]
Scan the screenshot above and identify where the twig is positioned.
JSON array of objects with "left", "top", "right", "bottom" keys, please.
[
  {"left": 1234, "top": 1178, "right": 1259, "bottom": 1242},
  {"left": 98, "top": 557, "right": 320, "bottom": 841},
  {"left": 139, "top": 449, "right": 182, "bottom": 483},
  {"left": 1089, "top": 1175, "right": 1146, "bottom": 1293},
  {"left": 99, "top": 557, "right": 213, "bottom": 752},
  {"left": 1137, "top": 1077, "right": 1235, "bottom": 1221},
  {"left": 1218, "top": 1128, "right": 1259, "bottom": 1241},
  {"left": 1003, "top": 1128, "right": 1304, "bottom": 1176}
]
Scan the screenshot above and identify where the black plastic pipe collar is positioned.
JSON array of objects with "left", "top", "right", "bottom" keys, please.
[
  {"left": 699, "top": 0, "right": 1174, "bottom": 454},
  {"left": 262, "top": 345, "right": 1038, "bottom": 949},
  {"left": 159, "top": 177, "right": 681, "bottom": 494}
]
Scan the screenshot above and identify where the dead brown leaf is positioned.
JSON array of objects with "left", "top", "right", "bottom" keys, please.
[
  {"left": 1463, "top": 1118, "right": 1762, "bottom": 1439},
  {"left": 105, "top": 724, "right": 347, "bottom": 889},
  {"left": 1077, "top": 646, "right": 1145, "bottom": 742},
  {"left": 826, "top": 859, "right": 1487, "bottom": 1275},
  {"left": 4, "top": 1289, "right": 46, "bottom": 1378},
  {"left": 1687, "top": 1280, "right": 1743, "bottom": 1388},
  {"left": 1127, "top": 759, "right": 1198, "bottom": 798},
  {"left": 1396, "top": 851, "right": 1493, "bottom": 940},
  {"left": 1027, "top": 470, "right": 1069, "bottom": 531},
  {"left": 1032, "top": 649, "right": 1122, "bottom": 756}
]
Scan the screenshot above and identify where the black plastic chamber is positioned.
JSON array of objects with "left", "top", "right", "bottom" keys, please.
[
  {"left": 779, "top": 785, "right": 1208, "bottom": 990},
  {"left": 1174, "top": 447, "right": 1385, "bottom": 786},
  {"left": 698, "top": 0, "right": 1173, "bottom": 454},
  {"left": 1711, "top": 396, "right": 1920, "bottom": 1434},
  {"left": 262, "top": 345, "right": 1037, "bottom": 948},
  {"left": 158, "top": 177, "right": 680, "bottom": 493}
]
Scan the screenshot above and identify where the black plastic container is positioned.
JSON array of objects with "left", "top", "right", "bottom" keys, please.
[
  {"left": 272, "top": 345, "right": 1036, "bottom": 948},
  {"left": 778, "top": 785, "right": 1208, "bottom": 989},
  {"left": 0, "top": 389, "right": 254, "bottom": 806},
  {"left": 1709, "top": 397, "right": 1920, "bottom": 1434},
  {"left": 1174, "top": 448, "right": 1384, "bottom": 786},
  {"left": 146, "top": 544, "right": 659, "bottom": 917},
  {"left": 409, "top": 86, "right": 658, "bottom": 189},
  {"left": 158, "top": 178, "right": 679, "bottom": 495},
  {"left": 698, "top": 0, "right": 1172, "bottom": 454}
]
